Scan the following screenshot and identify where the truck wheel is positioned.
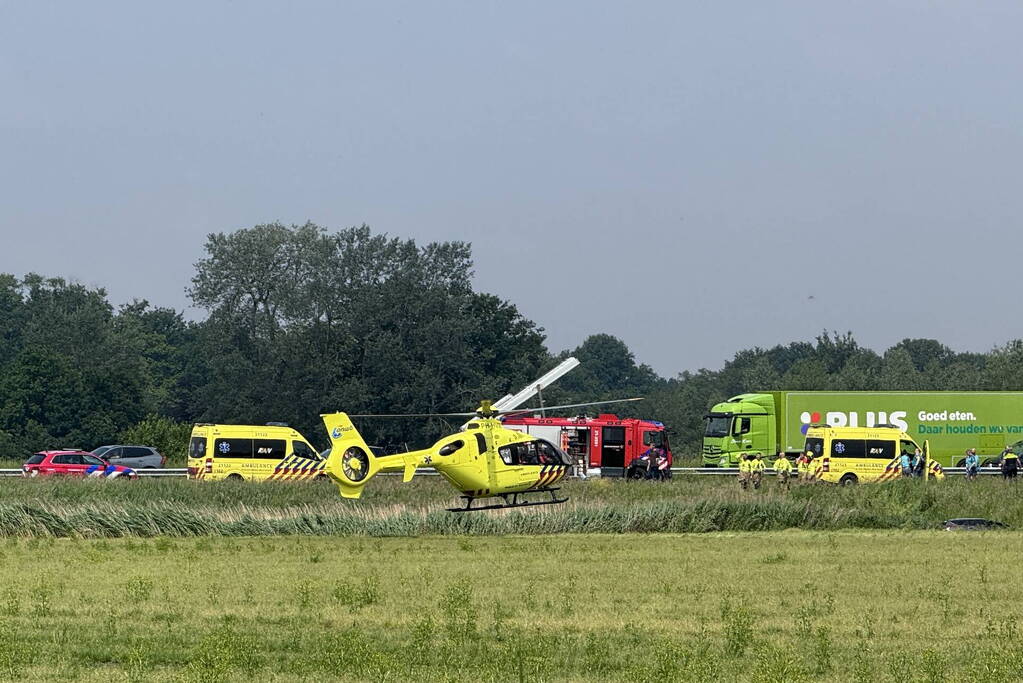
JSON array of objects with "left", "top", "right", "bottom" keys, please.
[
  {"left": 955, "top": 459, "right": 966, "bottom": 468},
  {"left": 627, "top": 468, "right": 645, "bottom": 480},
  {"left": 839, "top": 473, "right": 858, "bottom": 486}
]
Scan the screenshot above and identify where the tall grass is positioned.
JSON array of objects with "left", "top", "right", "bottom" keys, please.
[{"left": 0, "top": 476, "right": 1020, "bottom": 537}]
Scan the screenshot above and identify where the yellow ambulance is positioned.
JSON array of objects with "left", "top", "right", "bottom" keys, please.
[
  {"left": 803, "top": 425, "right": 944, "bottom": 485},
  {"left": 186, "top": 423, "right": 326, "bottom": 481}
]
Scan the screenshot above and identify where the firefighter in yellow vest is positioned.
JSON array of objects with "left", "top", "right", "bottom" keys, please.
[
  {"left": 751, "top": 452, "right": 766, "bottom": 490},
  {"left": 796, "top": 450, "right": 811, "bottom": 481},
  {"left": 773, "top": 453, "right": 793, "bottom": 490},
  {"left": 738, "top": 452, "right": 752, "bottom": 490}
]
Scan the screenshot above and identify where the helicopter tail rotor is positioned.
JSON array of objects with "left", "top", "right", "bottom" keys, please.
[
  {"left": 321, "top": 413, "right": 384, "bottom": 498},
  {"left": 321, "top": 412, "right": 425, "bottom": 498}
]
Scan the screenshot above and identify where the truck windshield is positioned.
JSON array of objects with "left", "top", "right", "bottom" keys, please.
[{"left": 705, "top": 415, "right": 731, "bottom": 438}]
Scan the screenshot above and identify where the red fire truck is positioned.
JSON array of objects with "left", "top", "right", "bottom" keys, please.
[{"left": 501, "top": 413, "right": 671, "bottom": 478}]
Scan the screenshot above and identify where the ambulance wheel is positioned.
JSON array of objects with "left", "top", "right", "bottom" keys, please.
[
  {"left": 839, "top": 474, "right": 858, "bottom": 486},
  {"left": 227, "top": 474, "right": 244, "bottom": 481}
]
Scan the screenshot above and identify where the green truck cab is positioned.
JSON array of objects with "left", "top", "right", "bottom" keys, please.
[
  {"left": 703, "top": 393, "right": 781, "bottom": 467},
  {"left": 703, "top": 391, "right": 1023, "bottom": 468}
]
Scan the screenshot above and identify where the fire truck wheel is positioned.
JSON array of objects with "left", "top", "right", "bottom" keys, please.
[{"left": 626, "top": 467, "right": 645, "bottom": 480}]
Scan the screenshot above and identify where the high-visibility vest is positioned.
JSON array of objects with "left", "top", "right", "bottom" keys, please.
[
  {"left": 739, "top": 458, "right": 752, "bottom": 473},
  {"left": 775, "top": 458, "right": 792, "bottom": 474},
  {"left": 752, "top": 459, "right": 766, "bottom": 472}
]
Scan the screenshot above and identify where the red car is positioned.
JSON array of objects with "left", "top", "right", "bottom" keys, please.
[{"left": 22, "top": 451, "right": 138, "bottom": 479}]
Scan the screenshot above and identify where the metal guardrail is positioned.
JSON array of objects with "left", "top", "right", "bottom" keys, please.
[
  {"left": 137, "top": 468, "right": 187, "bottom": 477},
  {"left": 0, "top": 466, "right": 1005, "bottom": 478},
  {"left": 668, "top": 466, "right": 999, "bottom": 476},
  {"left": 0, "top": 468, "right": 188, "bottom": 478}
]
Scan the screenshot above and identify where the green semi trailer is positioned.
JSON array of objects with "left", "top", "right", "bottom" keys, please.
[{"left": 703, "top": 392, "right": 1023, "bottom": 468}]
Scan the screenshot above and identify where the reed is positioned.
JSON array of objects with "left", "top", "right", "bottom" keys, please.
[{"left": 1, "top": 475, "right": 1019, "bottom": 537}]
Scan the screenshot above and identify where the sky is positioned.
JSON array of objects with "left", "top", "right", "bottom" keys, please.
[{"left": 2, "top": 1, "right": 1021, "bottom": 377}]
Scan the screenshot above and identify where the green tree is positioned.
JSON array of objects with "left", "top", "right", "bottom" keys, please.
[
  {"left": 0, "top": 276, "right": 161, "bottom": 457},
  {"left": 557, "top": 334, "right": 662, "bottom": 400},
  {"left": 982, "top": 341, "right": 1023, "bottom": 390},
  {"left": 832, "top": 350, "right": 882, "bottom": 390},
  {"left": 878, "top": 348, "right": 921, "bottom": 391},
  {"left": 890, "top": 338, "right": 954, "bottom": 373},
  {"left": 187, "top": 223, "right": 549, "bottom": 446},
  {"left": 781, "top": 359, "right": 830, "bottom": 391}
]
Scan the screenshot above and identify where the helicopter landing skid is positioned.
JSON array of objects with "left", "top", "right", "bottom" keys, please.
[{"left": 447, "top": 487, "right": 568, "bottom": 513}]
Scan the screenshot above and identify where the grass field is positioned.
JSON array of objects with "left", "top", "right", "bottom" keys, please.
[
  {"left": 1, "top": 531, "right": 1021, "bottom": 681},
  {"left": 1, "top": 474, "right": 1023, "bottom": 537}
]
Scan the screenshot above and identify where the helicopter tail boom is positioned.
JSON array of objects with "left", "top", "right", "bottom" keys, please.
[{"left": 321, "top": 412, "right": 426, "bottom": 498}]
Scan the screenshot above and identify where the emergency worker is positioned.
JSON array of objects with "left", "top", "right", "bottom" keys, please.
[
  {"left": 751, "top": 452, "right": 766, "bottom": 490},
  {"left": 738, "top": 453, "right": 752, "bottom": 490},
  {"left": 1001, "top": 448, "right": 1019, "bottom": 480},
  {"left": 796, "top": 451, "right": 811, "bottom": 482},
  {"left": 655, "top": 447, "right": 670, "bottom": 480},
  {"left": 774, "top": 453, "right": 792, "bottom": 490},
  {"left": 964, "top": 448, "right": 979, "bottom": 481},
  {"left": 912, "top": 448, "right": 925, "bottom": 478},
  {"left": 900, "top": 450, "right": 912, "bottom": 478}
]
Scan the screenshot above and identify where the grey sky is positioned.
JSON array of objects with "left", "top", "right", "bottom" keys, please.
[{"left": 2, "top": 2, "right": 1021, "bottom": 377}]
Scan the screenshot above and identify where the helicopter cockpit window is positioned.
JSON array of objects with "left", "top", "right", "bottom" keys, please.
[
  {"left": 519, "top": 442, "right": 540, "bottom": 465},
  {"left": 536, "top": 440, "right": 561, "bottom": 465},
  {"left": 498, "top": 440, "right": 568, "bottom": 466},
  {"left": 498, "top": 442, "right": 537, "bottom": 465}
]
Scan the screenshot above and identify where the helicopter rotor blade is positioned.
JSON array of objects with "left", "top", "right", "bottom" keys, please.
[
  {"left": 497, "top": 397, "right": 644, "bottom": 417},
  {"left": 348, "top": 412, "right": 478, "bottom": 418},
  {"left": 349, "top": 397, "right": 644, "bottom": 419}
]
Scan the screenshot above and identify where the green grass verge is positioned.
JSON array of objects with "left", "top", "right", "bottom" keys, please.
[
  {"left": 1, "top": 475, "right": 1021, "bottom": 537},
  {"left": 1, "top": 532, "right": 1021, "bottom": 681}
]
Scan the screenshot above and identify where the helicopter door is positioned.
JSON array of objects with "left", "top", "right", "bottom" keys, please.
[{"left": 601, "top": 426, "right": 626, "bottom": 477}]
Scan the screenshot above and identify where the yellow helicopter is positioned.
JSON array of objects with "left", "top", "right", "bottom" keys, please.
[{"left": 320, "top": 398, "right": 641, "bottom": 512}]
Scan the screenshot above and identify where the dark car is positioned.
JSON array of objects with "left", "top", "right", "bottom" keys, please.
[
  {"left": 92, "top": 445, "right": 165, "bottom": 469},
  {"left": 22, "top": 451, "right": 138, "bottom": 479},
  {"left": 942, "top": 518, "right": 1008, "bottom": 531}
]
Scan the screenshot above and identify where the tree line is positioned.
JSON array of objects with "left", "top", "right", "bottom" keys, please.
[{"left": 2, "top": 222, "right": 1022, "bottom": 462}]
